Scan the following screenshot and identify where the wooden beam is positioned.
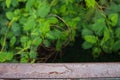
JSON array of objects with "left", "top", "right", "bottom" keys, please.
[{"left": 0, "top": 63, "right": 120, "bottom": 79}]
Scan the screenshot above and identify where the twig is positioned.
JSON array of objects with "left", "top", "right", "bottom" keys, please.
[
  {"left": 15, "top": 47, "right": 29, "bottom": 55},
  {"left": 49, "top": 14, "right": 72, "bottom": 46},
  {"left": 52, "top": 51, "right": 59, "bottom": 62},
  {"left": 49, "top": 14, "right": 70, "bottom": 29},
  {"left": 44, "top": 51, "right": 56, "bottom": 62},
  {"left": 51, "top": 25, "right": 65, "bottom": 31},
  {"left": 95, "top": 2, "right": 106, "bottom": 18}
]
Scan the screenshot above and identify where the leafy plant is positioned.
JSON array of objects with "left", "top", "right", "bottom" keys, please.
[
  {"left": 0, "top": 0, "right": 81, "bottom": 63},
  {"left": 82, "top": 0, "right": 120, "bottom": 58},
  {"left": 0, "top": 0, "right": 120, "bottom": 63}
]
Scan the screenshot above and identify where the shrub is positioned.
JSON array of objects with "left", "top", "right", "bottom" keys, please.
[
  {"left": 82, "top": 0, "right": 120, "bottom": 58},
  {"left": 0, "top": 0, "right": 120, "bottom": 62}
]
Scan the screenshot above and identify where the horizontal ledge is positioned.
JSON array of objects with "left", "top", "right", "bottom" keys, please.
[{"left": 0, "top": 63, "right": 120, "bottom": 79}]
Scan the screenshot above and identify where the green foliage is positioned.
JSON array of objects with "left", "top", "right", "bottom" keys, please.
[
  {"left": 112, "top": 40, "right": 120, "bottom": 51},
  {"left": 0, "top": 52, "right": 13, "bottom": 62},
  {"left": 0, "top": 0, "right": 120, "bottom": 62},
  {"left": 85, "top": 0, "right": 96, "bottom": 8},
  {"left": 108, "top": 13, "right": 118, "bottom": 26},
  {"left": 84, "top": 35, "right": 98, "bottom": 44},
  {"left": 82, "top": 42, "right": 93, "bottom": 49},
  {"left": 6, "top": 0, "right": 11, "bottom": 8},
  {"left": 82, "top": 0, "right": 120, "bottom": 57},
  {"left": 0, "top": 0, "right": 79, "bottom": 63}
]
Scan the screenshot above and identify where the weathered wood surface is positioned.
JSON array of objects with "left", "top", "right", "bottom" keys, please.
[{"left": 0, "top": 63, "right": 120, "bottom": 79}]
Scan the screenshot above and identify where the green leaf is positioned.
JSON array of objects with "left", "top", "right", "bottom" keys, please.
[
  {"left": 61, "top": 31, "right": 69, "bottom": 40},
  {"left": 29, "top": 48, "right": 37, "bottom": 59},
  {"left": 92, "top": 47, "right": 101, "bottom": 58},
  {"left": 0, "top": 52, "right": 6, "bottom": 62},
  {"left": 82, "top": 28, "right": 93, "bottom": 36},
  {"left": 108, "top": 13, "right": 118, "bottom": 26},
  {"left": 27, "top": 40, "right": 32, "bottom": 48},
  {"left": 20, "top": 57, "right": 28, "bottom": 63},
  {"left": 11, "top": 23, "right": 21, "bottom": 36},
  {"left": 29, "top": 52, "right": 37, "bottom": 59},
  {"left": 0, "top": 37, "right": 4, "bottom": 47},
  {"left": 101, "top": 27, "right": 110, "bottom": 46},
  {"left": 101, "top": 37, "right": 114, "bottom": 53},
  {"left": 99, "top": 0, "right": 107, "bottom": 5},
  {"left": 91, "top": 18, "right": 106, "bottom": 36},
  {"left": 6, "top": 0, "right": 11, "bottom": 8},
  {"left": 56, "top": 39, "right": 62, "bottom": 51},
  {"left": 6, "top": 52, "right": 14, "bottom": 61},
  {"left": 31, "top": 28, "right": 41, "bottom": 37},
  {"left": 32, "top": 37, "right": 42, "bottom": 47},
  {"left": 43, "top": 40, "right": 51, "bottom": 47},
  {"left": 115, "top": 28, "right": 120, "bottom": 38},
  {"left": 11, "top": 0, "right": 19, "bottom": 7},
  {"left": 85, "top": 0, "right": 95, "bottom": 8},
  {"left": 14, "top": 9, "right": 21, "bottom": 16},
  {"left": 46, "top": 33, "right": 56, "bottom": 40},
  {"left": 50, "top": 0, "right": 58, "bottom": 6},
  {"left": 10, "top": 36, "right": 16, "bottom": 47},
  {"left": 20, "top": 36, "right": 28, "bottom": 43},
  {"left": 37, "top": 2, "right": 50, "bottom": 18},
  {"left": 20, "top": 53, "right": 29, "bottom": 63},
  {"left": 82, "top": 41, "right": 93, "bottom": 49},
  {"left": 84, "top": 35, "right": 97, "bottom": 44},
  {"left": 46, "top": 29, "right": 62, "bottom": 40},
  {"left": 39, "top": 21, "right": 50, "bottom": 34},
  {"left": 19, "top": 17, "right": 27, "bottom": 24},
  {"left": 112, "top": 40, "right": 120, "bottom": 51},
  {"left": 24, "top": 20, "right": 36, "bottom": 31},
  {"left": 59, "top": 5, "right": 66, "bottom": 13},
  {"left": 102, "top": 44, "right": 112, "bottom": 53},
  {"left": 106, "top": 2, "right": 120, "bottom": 13},
  {"left": 25, "top": 0, "right": 34, "bottom": 11},
  {"left": 66, "top": 17, "right": 81, "bottom": 29},
  {"left": 47, "top": 17, "right": 58, "bottom": 24},
  {"left": 0, "top": 52, "right": 13, "bottom": 62},
  {"left": 6, "top": 12, "right": 14, "bottom": 20}
]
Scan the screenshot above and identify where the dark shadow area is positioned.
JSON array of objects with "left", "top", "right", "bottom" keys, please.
[{"left": 47, "top": 37, "right": 120, "bottom": 63}]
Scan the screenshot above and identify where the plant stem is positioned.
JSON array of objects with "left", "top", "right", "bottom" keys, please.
[
  {"left": 51, "top": 25, "right": 65, "bottom": 31},
  {"left": 15, "top": 47, "right": 29, "bottom": 55},
  {"left": 0, "top": 32, "right": 7, "bottom": 53}
]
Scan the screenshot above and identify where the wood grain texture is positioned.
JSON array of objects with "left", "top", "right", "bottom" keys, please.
[{"left": 0, "top": 63, "right": 120, "bottom": 79}]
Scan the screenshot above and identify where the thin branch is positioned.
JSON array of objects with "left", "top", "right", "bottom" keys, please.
[
  {"left": 15, "top": 47, "right": 29, "bottom": 55},
  {"left": 51, "top": 25, "right": 65, "bottom": 31},
  {"left": 44, "top": 51, "right": 56, "bottom": 62},
  {"left": 49, "top": 14, "right": 71, "bottom": 30},
  {"left": 95, "top": 2, "right": 106, "bottom": 18}
]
